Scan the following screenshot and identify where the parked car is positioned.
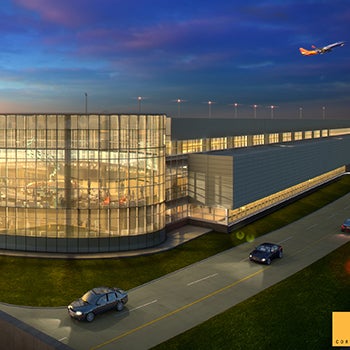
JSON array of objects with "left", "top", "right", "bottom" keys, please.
[
  {"left": 249, "top": 242, "right": 283, "bottom": 265},
  {"left": 341, "top": 219, "right": 350, "bottom": 233},
  {"left": 68, "top": 286, "right": 128, "bottom": 322}
]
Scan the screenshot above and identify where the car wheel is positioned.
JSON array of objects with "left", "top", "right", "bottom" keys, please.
[
  {"left": 278, "top": 251, "right": 283, "bottom": 258},
  {"left": 86, "top": 312, "right": 95, "bottom": 322},
  {"left": 266, "top": 258, "right": 271, "bottom": 265},
  {"left": 116, "top": 301, "right": 124, "bottom": 311}
]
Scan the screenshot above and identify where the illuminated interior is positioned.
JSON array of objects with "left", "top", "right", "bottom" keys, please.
[
  {"left": 1, "top": 113, "right": 350, "bottom": 252},
  {"left": 0, "top": 114, "right": 166, "bottom": 251}
]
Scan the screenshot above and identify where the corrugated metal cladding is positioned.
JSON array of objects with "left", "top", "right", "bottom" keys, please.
[
  {"left": 188, "top": 154, "right": 233, "bottom": 208},
  {"left": 188, "top": 135, "right": 350, "bottom": 209},
  {"left": 232, "top": 136, "right": 350, "bottom": 208}
]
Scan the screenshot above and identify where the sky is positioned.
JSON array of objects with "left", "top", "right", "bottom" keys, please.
[{"left": 0, "top": 0, "right": 349, "bottom": 119}]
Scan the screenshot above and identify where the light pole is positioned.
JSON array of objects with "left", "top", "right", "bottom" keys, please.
[
  {"left": 84, "top": 92, "right": 88, "bottom": 114},
  {"left": 268, "top": 105, "right": 277, "bottom": 119},
  {"left": 138, "top": 96, "right": 143, "bottom": 113},
  {"left": 252, "top": 104, "right": 258, "bottom": 119},
  {"left": 208, "top": 100, "right": 213, "bottom": 118},
  {"left": 234, "top": 102, "right": 238, "bottom": 118},
  {"left": 299, "top": 107, "right": 303, "bottom": 119},
  {"left": 322, "top": 106, "right": 326, "bottom": 120},
  {"left": 176, "top": 98, "right": 183, "bottom": 118}
]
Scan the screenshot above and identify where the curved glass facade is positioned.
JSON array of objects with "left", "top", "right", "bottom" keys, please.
[{"left": 0, "top": 114, "right": 166, "bottom": 252}]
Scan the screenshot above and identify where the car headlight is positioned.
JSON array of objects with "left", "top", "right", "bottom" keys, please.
[
  {"left": 249, "top": 254, "right": 252, "bottom": 258},
  {"left": 75, "top": 311, "right": 83, "bottom": 316},
  {"left": 261, "top": 258, "right": 266, "bottom": 262}
]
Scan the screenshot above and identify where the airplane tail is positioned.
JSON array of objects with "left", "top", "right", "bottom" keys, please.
[{"left": 299, "top": 47, "right": 317, "bottom": 56}]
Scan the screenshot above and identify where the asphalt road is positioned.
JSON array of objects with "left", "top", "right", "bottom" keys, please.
[{"left": 2, "top": 193, "right": 350, "bottom": 350}]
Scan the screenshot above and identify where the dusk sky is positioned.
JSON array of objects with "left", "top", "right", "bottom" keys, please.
[{"left": 1, "top": 0, "right": 349, "bottom": 118}]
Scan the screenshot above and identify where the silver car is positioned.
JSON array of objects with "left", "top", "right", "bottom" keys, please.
[{"left": 68, "top": 286, "right": 128, "bottom": 322}]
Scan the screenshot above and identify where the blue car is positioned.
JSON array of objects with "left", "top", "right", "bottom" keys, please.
[
  {"left": 68, "top": 286, "right": 128, "bottom": 322},
  {"left": 249, "top": 242, "right": 283, "bottom": 265}
]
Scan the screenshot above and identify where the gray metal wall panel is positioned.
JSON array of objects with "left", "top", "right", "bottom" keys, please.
[
  {"left": 188, "top": 136, "right": 350, "bottom": 209},
  {"left": 189, "top": 154, "right": 233, "bottom": 207},
  {"left": 233, "top": 136, "right": 350, "bottom": 207}
]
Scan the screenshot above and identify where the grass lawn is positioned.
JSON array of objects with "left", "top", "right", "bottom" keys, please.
[{"left": 0, "top": 175, "right": 350, "bottom": 307}]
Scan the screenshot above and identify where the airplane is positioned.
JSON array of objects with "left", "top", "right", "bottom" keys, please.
[{"left": 299, "top": 41, "right": 345, "bottom": 56}]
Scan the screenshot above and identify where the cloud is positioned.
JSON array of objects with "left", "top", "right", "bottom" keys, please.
[
  {"left": 237, "top": 61, "right": 275, "bottom": 69},
  {"left": 13, "top": 0, "right": 87, "bottom": 26}
]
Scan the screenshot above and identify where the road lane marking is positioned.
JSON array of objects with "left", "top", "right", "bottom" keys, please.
[
  {"left": 278, "top": 236, "right": 293, "bottom": 244},
  {"left": 306, "top": 224, "right": 318, "bottom": 230},
  {"left": 291, "top": 232, "right": 344, "bottom": 257},
  {"left": 187, "top": 273, "right": 218, "bottom": 286},
  {"left": 90, "top": 267, "right": 268, "bottom": 350},
  {"left": 128, "top": 299, "right": 158, "bottom": 312}
]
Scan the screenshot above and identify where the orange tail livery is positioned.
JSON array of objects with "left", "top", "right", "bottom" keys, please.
[{"left": 299, "top": 47, "right": 319, "bottom": 56}]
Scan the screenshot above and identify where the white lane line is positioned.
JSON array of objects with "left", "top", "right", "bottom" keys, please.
[
  {"left": 187, "top": 273, "right": 218, "bottom": 286},
  {"left": 306, "top": 223, "right": 318, "bottom": 230},
  {"left": 59, "top": 337, "right": 68, "bottom": 342},
  {"left": 278, "top": 236, "right": 293, "bottom": 244},
  {"left": 240, "top": 257, "right": 249, "bottom": 262},
  {"left": 128, "top": 299, "right": 158, "bottom": 312}
]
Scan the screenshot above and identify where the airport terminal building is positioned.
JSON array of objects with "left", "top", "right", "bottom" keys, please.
[{"left": 0, "top": 114, "right": 350, "bottom": 253}]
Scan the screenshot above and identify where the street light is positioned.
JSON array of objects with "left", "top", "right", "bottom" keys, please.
[
  {"left": 207, "top": 100, "right": 214, "bottom": 118},
  {"left": 299, "top": 107, "right": 303, "bottom": 119},
  {"left": 137, "top": 96, "right": 143, "bottom": 113},
  {"left": 84, "top": 92, "right": 88, "bottom": 114},
  {"left": 175, "top": 98, "right": 185, "bottom": 118},
  {"left": 251, "top": 104, "right": 258, "bottom": 119},
  {"left": 233, "top": 102, "right": 239, "bottom": 118},
  {"left": 268, "top": 105, "right": 278, "bottom": 119},
  {"left": 322, "top": 106, "right": 326, "bottom": 120}
]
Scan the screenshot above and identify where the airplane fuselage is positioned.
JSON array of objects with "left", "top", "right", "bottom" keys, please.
[{"left": 299, "top": 41, "right": 345, "bottom": 56}]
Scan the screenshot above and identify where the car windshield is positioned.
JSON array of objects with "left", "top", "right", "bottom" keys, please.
[
  {"left": 257, "top": 245, "right": 270, "bottom": 252},
  {"left": 81, "top": 290, "right": 96, "bottom": 304}
]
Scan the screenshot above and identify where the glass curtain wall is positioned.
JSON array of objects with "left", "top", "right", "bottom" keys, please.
[{"left": 0, "top": 114, "right": 166, "bottom": 252}]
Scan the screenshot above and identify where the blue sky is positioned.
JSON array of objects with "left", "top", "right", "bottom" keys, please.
[{"left": 0, "top": 0, "right": 349, "bottom": 118}]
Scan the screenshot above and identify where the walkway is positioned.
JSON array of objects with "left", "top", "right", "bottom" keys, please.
[{"left": 0, "top": 225, "right": 211, "bottom": 259}]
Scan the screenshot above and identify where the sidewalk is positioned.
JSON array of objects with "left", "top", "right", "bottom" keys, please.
[{"left": 0, "top": 225, "right": 211, "bottom": 259}]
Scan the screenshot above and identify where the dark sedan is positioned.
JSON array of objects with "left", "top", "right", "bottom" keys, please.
[
  {"left": 249, "top": 242, "right": 283, "bottom": 265},
  {"left": 68, "top": 286, "right": 128, "bottom": 322},
  {"left": 341, "top": 219, "right": 350, "bottom": 233}
]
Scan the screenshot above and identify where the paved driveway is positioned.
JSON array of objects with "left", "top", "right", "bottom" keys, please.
[{"left": 2, "top": 193, "right": 350, "bottom": 350}]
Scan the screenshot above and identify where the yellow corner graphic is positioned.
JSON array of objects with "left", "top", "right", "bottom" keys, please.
[{"left": 333, "top": 312, "right": 350, "bottom": 347}]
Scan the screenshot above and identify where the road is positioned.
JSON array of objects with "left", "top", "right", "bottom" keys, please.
[{"left": 1, "top": 193, "right": 350, "bottom": 349}]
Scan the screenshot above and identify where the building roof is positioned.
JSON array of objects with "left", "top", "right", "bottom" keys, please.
[
  {"left": 170, "top": 118, "right": 350, "bottom": 140},
  {"left": 207, "top": 134, "right": 350, "bottom": 157}
]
